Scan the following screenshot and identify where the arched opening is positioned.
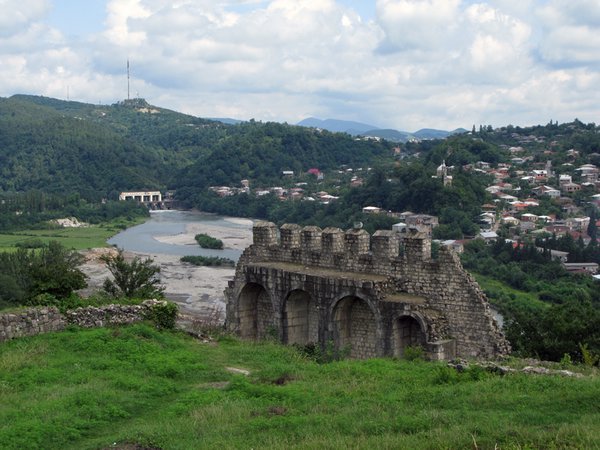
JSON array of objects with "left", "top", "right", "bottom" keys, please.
[
  {"left": 238, "top": 283, "right": 273, "bottom": 340},
  {"left": 283, "top": 290, "right": 317, "bottom": 345},
  {"left": 393, "top": 315, "right": 426, "bottom": 358},
  {"left": 332, "top": 296, "right": 378, "bottom": 359}
]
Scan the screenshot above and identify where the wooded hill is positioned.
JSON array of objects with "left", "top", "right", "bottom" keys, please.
[{"left": 0, "top": 95, "right": 394, "bottom": 200}]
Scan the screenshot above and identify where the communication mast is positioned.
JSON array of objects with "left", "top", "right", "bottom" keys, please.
[{"left": 127, "top": 59, "right": 130, "bottom": 100}]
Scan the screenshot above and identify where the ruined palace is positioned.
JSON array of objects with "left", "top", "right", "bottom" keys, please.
[{"left": 225, "top": 222, "right": 510, "bottom": 360}]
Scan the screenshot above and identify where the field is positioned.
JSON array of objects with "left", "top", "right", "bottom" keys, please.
[
  {"left": 1, "top": 324, "right": 599, "bottom": 450},
  {"left": 0, "top": 218, "right": 145, "bottom": 251}
]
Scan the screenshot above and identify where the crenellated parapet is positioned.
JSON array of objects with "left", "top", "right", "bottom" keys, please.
[{"left": 249, "top": 221, "right": 432, "bottom": 276}]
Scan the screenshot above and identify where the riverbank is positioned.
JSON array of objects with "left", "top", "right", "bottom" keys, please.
[
  {"left": 153, "top": 216, "right": 253, "bottom": 251},
  {"left": 79, "top": 214, "right": 254, "bottom": 321}
]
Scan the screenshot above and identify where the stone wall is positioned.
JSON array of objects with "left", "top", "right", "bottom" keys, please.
[
  {"left": 225, "top": 222, "right": 510, "bottom": 361},
  {"left": 0, "top": 300, "right": 167, "bottom": 343}
]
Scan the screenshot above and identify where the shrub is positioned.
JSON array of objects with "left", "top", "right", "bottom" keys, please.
[
  {"left": 101, "top": 249, "right": 164, "bottom": 299},
  {"left": 403, "top": 345, "right": 425, "bottom": 361},
  {"left": 145, "top": 301, "right": 178, "bottom": 329},
  {"left": 194, "top": 234, "right": 224, "bottom": 249},
  {"left": 180, "top": 255, "right": 234, "bottom": 267}
]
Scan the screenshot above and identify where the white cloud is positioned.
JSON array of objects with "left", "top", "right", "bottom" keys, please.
[{"left": 0, "top": 0, "right": 599, "bottom": 130}]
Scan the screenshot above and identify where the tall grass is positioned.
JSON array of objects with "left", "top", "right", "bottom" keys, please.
[{"left": 1, "top": 325, "right": 598, "bottom": 449}]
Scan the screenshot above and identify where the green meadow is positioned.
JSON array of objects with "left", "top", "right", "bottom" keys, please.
[
  {"left": 0, "top": 218, "right": 146, "bottom": 251},
  {"left": 1, "top": 324, "right": 598, "bottom": 450}
]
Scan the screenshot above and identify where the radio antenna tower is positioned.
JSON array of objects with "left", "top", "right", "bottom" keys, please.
[{"left": 127, "top": 59, "right": 130, "bottom": 100}]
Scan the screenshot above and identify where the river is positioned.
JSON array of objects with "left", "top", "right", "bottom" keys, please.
[{"left": 107, "top": 210, "right": 248, "bottom": 261}]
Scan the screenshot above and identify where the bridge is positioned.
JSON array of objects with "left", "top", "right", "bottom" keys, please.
[{"left": 225, "top": 222, "right": 510, "bottom": 360}]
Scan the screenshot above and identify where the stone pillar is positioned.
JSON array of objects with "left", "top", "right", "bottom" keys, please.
[
  {"left": 253, "top": 221, "right": 278, "bottom": 247},
  {"left": 301, "top": 226, "right": 322, "bottom": 251},
  {"left": 345, "top": 229, "right": 370, "bottom": 255},
  {"left": 372, "top": 230, "right": 400, "bottom": 260},
  {"left": 322, "top": 227, "right": 345, "bottom": 254},
  {"left": 403, "top": 231, "right": 431, "bottom": 263},
  {"left": 280, "top": 223, "right": 302, "bottom": 248}
]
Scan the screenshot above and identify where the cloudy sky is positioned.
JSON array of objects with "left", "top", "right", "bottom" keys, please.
[{"left": 1, "top": 0, "right": 599, "bottom": 131}]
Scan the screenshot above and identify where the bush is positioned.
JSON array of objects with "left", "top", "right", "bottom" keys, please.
[
  {"left": 194, "top": 234, "right": 224, "bottom": 249},
  {"left": 403, "top": 345, "right": 425, "bottom": 361},
  {"left": 180, "top": 255, "right": 234, "bottom": 267},
  {"left": 145, "top": 301, "right": 178, "bottom": 329}
]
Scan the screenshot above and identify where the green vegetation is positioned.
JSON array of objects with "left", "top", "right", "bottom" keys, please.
[
  {"left": 462, "top": 239, "right": 600, "bottom": 363},
  {"left": 0, "top": 241, "right": 86, "bottom": 309},
  {"left": 0, "top": 221, "right": 142, "bottom": 252},
  {"left": 101, "top": 250, "right": 165, "bottom": 300},
  {"left": 1, "top": 96, "right": 394, "bottom": 202},
  {"left": 0, "top": 325, "right": 598, "bottom": 449},
  {"left": 180, "top": 255, "right": 235, "bottom": 267},
  {"left": 194, "top": 233, "right": 224, "bottom": 249}
]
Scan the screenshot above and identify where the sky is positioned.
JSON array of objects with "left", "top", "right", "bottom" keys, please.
[{"left": 1, "top": 0, "right": 600, "bottom": 131}]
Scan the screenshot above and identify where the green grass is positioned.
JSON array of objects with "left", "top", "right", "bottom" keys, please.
[
  {"left": 1, "top": 325, "right": 599, "bottom": 450},
  {"left": 0, "top": 218, "right": 146, "bottom": 251}
]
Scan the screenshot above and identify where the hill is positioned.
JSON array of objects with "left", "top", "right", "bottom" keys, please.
[
  {"left": 0, "top": 323, "right": 597, "bottom": 449},
  {"left": 0, "top": 96, "right": 169, "bottom": 199},
  {"left": 0, "top": 95, "right": 394, "bottom": 201}
]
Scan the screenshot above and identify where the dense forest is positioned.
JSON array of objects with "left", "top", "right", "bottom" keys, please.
[{"left": 0, "top": 95, "right": 395, "bottom": 202}]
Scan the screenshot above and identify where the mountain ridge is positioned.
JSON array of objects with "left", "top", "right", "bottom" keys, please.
[{"left": 296, "top": 117, "right": 467, "bottom": 142}]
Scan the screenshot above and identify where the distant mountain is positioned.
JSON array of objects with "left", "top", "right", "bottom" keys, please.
[
  {"left": 298, "top": 117, "right": 467, "bottom": 142},
  {"left": 413, "top": 128, "right": 468, "bottom": 140},
  {"left": 361, "top": 129, "right": 413, "bottom": 142},
  {"left": 208, "top": 117, "right": 243, "bottom": 125},
  {"left": 297, "top": 117, "right": 380, "bottom": 135}
]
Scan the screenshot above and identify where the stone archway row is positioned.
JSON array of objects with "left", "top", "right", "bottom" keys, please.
[{"left": 237, "top": 283, "right": 427, "bottom": 359}]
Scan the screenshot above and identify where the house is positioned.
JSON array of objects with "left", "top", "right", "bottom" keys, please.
[
  {"left": 362, "top": 206, "right": 382, "bottom": 214},
  {"left": 561, "top": 182, "right": 581, "bottom": 194},
  {"left": 559, "top": 174, "right": 572, "bottom": 185},
  {"left": 521, "top": 213, "right": 538, "bottom": 222},
  {"left": 394, "top": 213, "right": 439, "bottom": 237},
  {"left": 478, "top": 231, "right": 498, "bottom": 243},
  {"left": 440, "top": 240, "right": 465, "bottom": 253},
  {"left": 501, "top": 216, "right": 520, "bottom": 226},
  {"left": 532, "top": 185, "right": 561, "bottom": 198},
  {"left": 563, "top": 262, "right": 598, "bottom": 274}
]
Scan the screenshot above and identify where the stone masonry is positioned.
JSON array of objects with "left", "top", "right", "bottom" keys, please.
[
  {"left": 0, "top": 300, "right": 166, "bottom": 343},
  {"left": 225, "top": 222, "right": 510, "bottom": 360}
]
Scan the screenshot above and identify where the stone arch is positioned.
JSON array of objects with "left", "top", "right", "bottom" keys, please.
[
  {"left": 331, "top": 295, "right": 379, "bottom": 359},
  {"left": 282, "top": 289, "right": 317, "bottom": 345},
  {"left": 392, "top": 313, "right": 427, "bottom": 358},
  {"left": 237, "top": 283, "right": 273, "bottom": 340}
]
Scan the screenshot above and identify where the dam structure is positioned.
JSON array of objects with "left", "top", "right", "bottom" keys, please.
[{"left": 225, "top": 222, "right": 510, "bottom": 360}]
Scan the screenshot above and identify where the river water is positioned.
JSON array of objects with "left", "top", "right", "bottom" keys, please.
[{"left": 107, "top": 210, "right": 245, "bottom": 260}]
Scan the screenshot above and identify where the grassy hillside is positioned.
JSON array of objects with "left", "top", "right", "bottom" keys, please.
[{"left": 1, "top": 324, "right": 598, "bottom": 449}]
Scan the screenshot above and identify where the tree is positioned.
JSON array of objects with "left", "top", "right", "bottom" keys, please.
[
  {"left": 101, "top": 250, "right": 164, "bottom": 299},
  {"left": 29, "top": 241, "right": 87, "bottom": 299}
]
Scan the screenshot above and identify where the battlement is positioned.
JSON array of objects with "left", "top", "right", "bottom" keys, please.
[{"left": 251, "top": 221, "right": 434, "bottom": 275}]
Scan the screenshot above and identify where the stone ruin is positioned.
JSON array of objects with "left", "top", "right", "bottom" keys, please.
[{"left": 225, "top": 222, "right": 510, "bottom": 360}]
